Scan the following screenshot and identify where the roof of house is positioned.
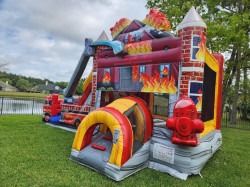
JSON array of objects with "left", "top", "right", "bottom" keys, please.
[
  {"left": 0, "top": 81, "right": 17, "bottom": 90},
  {"left": 36, "top": 83, "right": 62, "bottom": 91}
]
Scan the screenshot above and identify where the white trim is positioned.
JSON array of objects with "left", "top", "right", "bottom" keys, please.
[
  {"left": 181, "top": 67, "right": 204, "bottom": 72},
  {"left": 189, "top": 93, "right": 202, "bottom": 96},
  {"left": 178, "top": 62, "right": 182, "bottom": 98},
  {"left": 92, "top": 72, "right": 97, "bottom": 76},
  {"left": 191, "top": 35, "right": 201, "bottom": 62},
  {"left": 177, "top": 22, "right": 207, "bottom": 30},
  {"left": 188, "top": 81, "right": 203, "bottom": 112},
  {"left": 188, "top": 81, "right": 203, "bottom": 97}
]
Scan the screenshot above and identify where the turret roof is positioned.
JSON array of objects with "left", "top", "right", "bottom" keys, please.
[
  {"left": 97, "top": 30, "right": 109, "bottom": 41},
  {"left": 177, "top": 6, "right": 206, "bottom": 30}
]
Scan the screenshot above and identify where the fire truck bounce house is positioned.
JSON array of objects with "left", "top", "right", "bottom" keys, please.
[{"left": 43, "top": 7, "right": 224, "bottom": 181}]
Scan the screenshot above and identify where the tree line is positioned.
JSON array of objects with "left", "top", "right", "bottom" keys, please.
[{"left": 0, "top": 71, "right": 85, "bottom": 95}]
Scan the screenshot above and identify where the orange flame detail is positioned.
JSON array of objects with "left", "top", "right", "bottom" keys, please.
[
  {"left": 196, "top": 34, "right": 206, "bottom": 61},
  {"left": 142, "top": 8, "right": 171, "bottom": 31},
  {"left": 132, "top": 66, "right": 139, "bottom": 81},
  {"left": 102, "top": 71, "right": 111, "bottom": 83},
  {"left": 161, "top": 66, "right": 169, "bottom": 76},
  {"left": 125, "top": 40, "right": 152, "bottom": 55},
  {"left": 110, "top": 18, "right": 131, "bottom": 39},
  {"left": 140, "top": 72, "right": 177, "bottom": 93},
  {"left": 196, "top": 89, "right": 202, "bottom": 111},
  {"left": 196, "top": 96, "right": 202, "bottom": 111}
]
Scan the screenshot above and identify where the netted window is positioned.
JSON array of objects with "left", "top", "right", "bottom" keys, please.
[{"left": 120, "top": 67, "right": 132, "bottom": 90}]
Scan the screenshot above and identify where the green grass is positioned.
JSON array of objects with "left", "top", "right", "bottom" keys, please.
[
  {"left": 0, "top": 91, "right": 63, "bottom": 99},
  {"left": 1, "top": 115, "right": 250, "bottom": 187},
  {"left": 0, "top": 91, "right": 48, "bottom": 99}
]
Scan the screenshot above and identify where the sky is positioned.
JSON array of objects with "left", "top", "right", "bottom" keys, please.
[{"left": 0, "top": 0, "right": 148, "bottom": 82}]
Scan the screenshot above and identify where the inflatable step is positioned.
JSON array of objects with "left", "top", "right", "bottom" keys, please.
[{"left": 91, "top": 143, "right": 106, "bottom": 151}]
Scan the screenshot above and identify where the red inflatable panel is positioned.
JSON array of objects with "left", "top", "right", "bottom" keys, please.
[
  {"left": 97, "top": 47, "right": 182, "bottom": 68},
  {"left": 91, "top": 143, "right": 106, "bottom": 151},
  {"left": 212, "top": 53, "right": 224, "bottom": 130},
  {"left": 103, "top": 135, "right": 113, "bottom": 141},
  {"left": 81, "top": 124, "right": 98, "bottom": 150},
  {"left": 78, "top": 83, "right": 92, "bottom": 105}
]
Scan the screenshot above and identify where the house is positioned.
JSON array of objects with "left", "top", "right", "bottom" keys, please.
[
  {"left": 36, "top": 81, "right": 63, "bottom": 94},
  {"left": 0, "top": 81, "right": 18, "bottom": 92}
]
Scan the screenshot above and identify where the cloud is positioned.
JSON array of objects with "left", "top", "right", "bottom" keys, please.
[{"left": 0, "top": 0, "right": 148, "bottom": 82}]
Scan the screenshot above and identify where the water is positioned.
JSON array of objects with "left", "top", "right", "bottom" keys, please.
[{"left": 0, "top": 97, "right": 44, "bottom": 115}]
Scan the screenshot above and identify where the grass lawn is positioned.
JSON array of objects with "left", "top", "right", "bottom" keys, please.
[
  {"left": 1, "top": 115, "right": 250, "bottom": 187},
  {"left": 0, "top": 91, "right": 63, "bottom": 99},
  {"left": 0, "top": 91, "right": 48, "bottom": 99}
]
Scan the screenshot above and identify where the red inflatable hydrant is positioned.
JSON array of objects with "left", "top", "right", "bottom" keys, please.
[{"left": 166, "top": 95, "right": 204, "bottom": 147}]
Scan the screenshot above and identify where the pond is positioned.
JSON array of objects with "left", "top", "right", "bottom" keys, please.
[{"left": 0, "top": 97, "right": 44, "bottom": 115}]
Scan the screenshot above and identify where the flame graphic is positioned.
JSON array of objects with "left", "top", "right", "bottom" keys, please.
[
  {"left": 132, "top": 66, "right": 139, "bottom": 81},
  {"left": 196, "top": 96, "right": 202, "bottom": 111},
  {"left": 140, "top": 71, "right": 177, "bottom": 93},
  {"left": 195, "top": 34, "right": 206, "bottom": 61},
  {"left": 196, "top": 89, "right": 202, "bottom": 111},
  {"left": 125, "top": 40, "right": 152, "bottom": 55},
  {"left": 110, "top": 18, "right": 131, "bottom": 39},
  {"left": 161, "top": 66, "right": 169, "bottom": 76},
  {"left": 102, "top": 71, "right": 111, "bottom": 83},
  {"left": 142, "top": 8, "right": 171, "bottom": 31}
]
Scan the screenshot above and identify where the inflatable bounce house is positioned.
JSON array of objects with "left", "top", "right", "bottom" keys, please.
[{"left": 69, "top": 7, "right": 224, "bottom": 181}]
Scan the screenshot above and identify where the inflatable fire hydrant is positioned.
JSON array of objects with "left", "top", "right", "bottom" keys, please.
[{"left": 166, "top": 95, "right": 204, "bottom": 147}]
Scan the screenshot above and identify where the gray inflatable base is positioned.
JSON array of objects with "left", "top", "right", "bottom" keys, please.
[
  {"left": 149, "top": 126, "right": 222, "bottom": 179},
  {"left": 70, "top": 126, "right": 222, "bottom": 181},
  {"left": 70, "top": 134, "right": 150, "bottom": 181}
]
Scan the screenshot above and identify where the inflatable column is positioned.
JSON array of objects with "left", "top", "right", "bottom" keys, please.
[
  {"left": 177, "top": 7, "right": 207, "bottom": 116},
  {"left": 90, "top": 31, "right": 110, "bottom": 108}
]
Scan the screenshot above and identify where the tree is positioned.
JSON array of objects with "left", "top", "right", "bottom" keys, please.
[
  {"left": 0, "top": 62, "right": 8, "bottom": 70},
  {"left": 16, "top": 78, "right": 32, "bottom": 91},
  {"left": 238, "top": 67, "right": 250, "bottom": 120},
  {"left": 75, "top": 78, "right": 87, "bottom": 95},
  {"left": 0, "top": 59, "right": 9, "bottom": 77},
  {"left": 241, "top": 67, "right": 250, "bottom": 120},
  {"left": 206, "top": 0, "right": 249, "bottom": 123},
  {"left": 0, "top": 78, "right": 13, "bottom": 85},
  {"left": 55, "top": 81, "right": 68, "bottom": 90},
  {"left": 146, "top": 0, "right": 250, "bottom": 119},
  {"left": 230, "top": 68, "right": 240, "bottom": 124}
]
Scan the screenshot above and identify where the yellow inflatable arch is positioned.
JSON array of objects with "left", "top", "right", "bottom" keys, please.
[
  {"left": 72, "top": 97, "right": 153, "bottom": 167},
  {"left": 72, "top": 99, "right": 135, "bottom": 167}
]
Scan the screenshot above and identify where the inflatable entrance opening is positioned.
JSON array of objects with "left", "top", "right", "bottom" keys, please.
[{"left": 71, "top": 96, "right": 153, "bottom": 180}]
